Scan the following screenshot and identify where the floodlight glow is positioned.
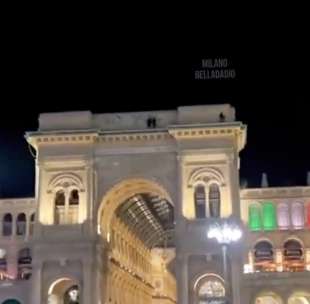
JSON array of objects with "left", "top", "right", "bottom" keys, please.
[
  {"left": 207, "top": 221, "right": 242, "bottom": 244},
  {"left": 0, "top": 249, "right": 6, "bottom": 259},
  {"left": 69, "top": 288, "right": 79, "bottom": 301}
]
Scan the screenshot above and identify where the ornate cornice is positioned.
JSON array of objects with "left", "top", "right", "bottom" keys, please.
[
  {"left": 26, "top": 132, "right": 98, "bottom": 149},
  {"left": 26, "top": 123, "right": 247, "bottom": 152},
  {"left": 168, "top": 122, "right": 247, "bottom": 151},
  {"left": 240, "top": 187, "right": 310, "bottom": 200},
  {"left": 169, "top": 126, "right": 233, "bottom": 138},
  {"left": 26, "top": 130, "right": 174, "bottom": 149}
]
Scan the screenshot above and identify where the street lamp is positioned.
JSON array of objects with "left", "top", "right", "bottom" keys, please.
[{"left": 207, "top": 220, "right": 242, "bottom": 284}]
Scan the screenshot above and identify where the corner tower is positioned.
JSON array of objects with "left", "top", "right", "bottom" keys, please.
[
  {"left": 26, "top": 111, "right": 97, "bottom": 303},
  {"left": 170, "top": 104, "right": 246, "bottom": 304}
]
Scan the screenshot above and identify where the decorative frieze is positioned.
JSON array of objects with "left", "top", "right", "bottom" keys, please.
[
  {"left": 169, "top": 126, "right": 237, "bottom": 139},
  {"left": 99, "top": 132, "right": 172, "bottom": 143},
  {"left": 28, "top": 131, "right": 175, "bottom": 147},
  {"left": 27, "top": 124, "right": 246, "bottom": 149},
  {"left": 35, "top": 134, "right": 97, "bottom": 145}
]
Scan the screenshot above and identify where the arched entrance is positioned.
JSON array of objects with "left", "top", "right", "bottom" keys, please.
[
  {"left": 97, "top": 178, "right": 173, "bottom": 237},
  {"left": 194, "top": 274, "right": 226, "bottom": 304},
  {"left": 2, "top": 300, "right": 21, "bottom": 304},
  {"left": 97, "top": 178, "right": 175, "bottom": 304},
  {"left": 48, "top": 278, "right": 80, "bottom": 304}
]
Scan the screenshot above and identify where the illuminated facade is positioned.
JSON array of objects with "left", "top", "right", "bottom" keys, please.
[{"left": 0, "top": 104, "right": 309, "bottom": 304}]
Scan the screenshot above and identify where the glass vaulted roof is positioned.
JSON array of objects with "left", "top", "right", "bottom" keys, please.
[{"left": 115, "top": 193, "right": 174, "bottom": 248}]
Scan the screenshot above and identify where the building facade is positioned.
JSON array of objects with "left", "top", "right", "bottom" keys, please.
[{"left": 0, "top": 104, "right": 309, "bottom": 304}]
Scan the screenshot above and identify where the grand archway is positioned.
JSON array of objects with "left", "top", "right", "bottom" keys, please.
[
  {"left": 47, "top": 277, "right": 80, "bottom": 304},
  {"left": 97, "top": 178, "right": 176, "bottom": 304}
]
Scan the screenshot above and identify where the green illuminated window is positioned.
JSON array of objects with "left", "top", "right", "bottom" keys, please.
[
  {"left": 262, "top": 202, "right": 276, "bottom": 230},
  {"left": 249, "top": 204, "right": 262, "bottom": 231}
]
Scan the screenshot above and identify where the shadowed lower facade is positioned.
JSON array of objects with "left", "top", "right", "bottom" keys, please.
[{"left": 0, "top": 104, "right": 309, "bottom": 304}]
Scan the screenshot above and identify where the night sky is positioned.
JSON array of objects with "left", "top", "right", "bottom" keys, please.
[{"left": 1, "top": 24, "right": 309, "bottom": 198}]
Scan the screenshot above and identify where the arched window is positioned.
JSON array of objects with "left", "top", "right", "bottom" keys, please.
[
  {"left": 18, "top": 248, "right": 32, "bottom": 264},
  {"left": 54, "top": 189, "right": 80, "bottom": 225},
  {"left": 283, "top": 239, "right": 304, "bottom": 272},
  {"left": 248, "top": 203, "right": 262, "bottom": 231},
  {"left": 194, "top": 185, "right": 206, "bottom": 219},
  {"left": 196, "top": 275, "right": 225, "bottom": 302},
  {"left": 18, "top": 248, "right": 32, "bottom": 280},
  {"left": 277, "top": 203, "right": 290, "bottom": 230},
  {"left": 262, "top": 202, "right": 277, "bottom": 231},
  {"left": 55, "top": 190, "right": 65, "bottom": 206},
  {"left": 55, "top": 190, "right": 65, "bottom": 224},
  {"left": 69, "top": 189, "right": 79, "bottom": 205},
  {"left": 254, "top": 241, "right": 274, "bottom": 272},
  {"left": 291, "top": 202, "right": 305, "bottom": 229},
  {"left": 3, "top": 214, "right": 12, "bottom": 237},
  {"left": 0, "top": 248, "right": 7, "bottom": 280},
  {"left": 209, "top": 183, "right": 221, "bottom": 218},
  {"left": 68, "top": 190, "right": 79, "bottom": 224},
  {"left": 29, "top": 213, "right": 35, "bottom": 236},
  {"left": 16, "top": 213, "right": 26, "bottom": 236}
]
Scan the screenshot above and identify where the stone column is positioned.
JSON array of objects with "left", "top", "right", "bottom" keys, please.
[
  {"left": 176, "top": 254, "right": 188, "bottom": 304},
  {"left": 82, "top": 160, "right": 94, "bottom": 231},
  {"left": 25, "top": 212, "right": 31, "bottom": 241},
  {"left": 175, "top": 154, "right": 189, "bottom": 304},
  {"left": 64, "top": 188, "right": 70, "bottom": 224},
  {"left": 231, "top": 254, "right": 242, "bottom": 304},
  {"left": 228, "top": 153, "right": 240, "bottom": 217},
  {"left": 83, "top": 259, "right": 94, "bottom": 304},
  {"left": 248, "top": 250, "right": 254, "bottom": 273},
  {"left": 7, "top": 245, "right": 18, "bottom": 280},
  {"left": 0, "top": 218, "right": 2, "bottom": 236},
  {"left": 12, "top": 214, "right": 17, "bottom": 239},
  {"left": 98, "top": 244, "right": 108, "bottom": 304},
  {"left": 276, "top": 249, "right": 283, "bottom": 272},
  {"left": 306, "top": 248, "right": 310, "bottom": 271},
  {"left": 30, "top": 262, "right": 42, "bottom": 304}
]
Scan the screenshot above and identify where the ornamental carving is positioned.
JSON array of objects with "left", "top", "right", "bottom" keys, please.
[{"left": 47, "top": 172, "right": 85, "bottom": 193}]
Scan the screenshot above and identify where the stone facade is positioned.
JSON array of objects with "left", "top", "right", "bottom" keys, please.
[{"left": 0, "top": 104, "right": 309, "bottom": 304}]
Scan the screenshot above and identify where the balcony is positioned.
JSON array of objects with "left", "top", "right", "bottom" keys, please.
[{"left": 243, "top": 270, "right": 310, "bottom": 287}]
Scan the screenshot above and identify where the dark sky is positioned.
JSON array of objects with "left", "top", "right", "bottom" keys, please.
[{"left": 1, "top": 21, "right": 309, "bottom": 197}]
